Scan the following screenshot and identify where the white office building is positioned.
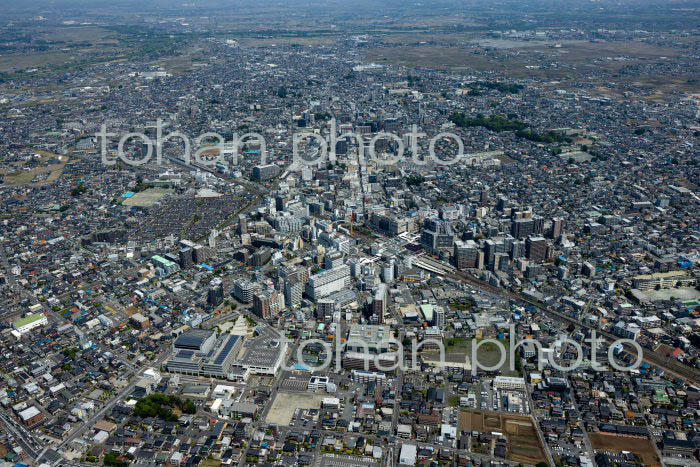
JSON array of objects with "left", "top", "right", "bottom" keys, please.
[
  {"left": 399, "top": 444, "right": 417, "bottom": 466},
  {"left": 233, "top": 278, "right": 255, "bottom": 303},
  {"left": 305, "top": 264, "right": 351, "bottom": 301},
  {"left": 493, "top": 376, "right": 526, "bottom": 391},
  {"left": 13, "top": 313, "right": 48, "bottom": 335}
]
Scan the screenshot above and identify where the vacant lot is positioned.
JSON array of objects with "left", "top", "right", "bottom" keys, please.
[
  {"left": 1, "top": 150, "right": 69, "bottom": 186},
  {"left": 265, "top": 392, "right": 326, "bottom": 426},
  {"left": 123, "top": 306, "right": 141, "bottom": 317},
  {"left": 199, "top": 459, "right": 222, "bottom": 467},
  {"left": 122, "top": 188, "right": 174, "bottom": 207},
  {"left": 426, "top": 337, "right": 520, "bottom": 376},
  {"left": 590, "top": 433, "right": 660, "bottom": 466},
  {"left": 459, "top": 410, "right": 547, "bottom": 465},
  {"left": 644, "top": 287, "right": 700, "bottom": 302}
]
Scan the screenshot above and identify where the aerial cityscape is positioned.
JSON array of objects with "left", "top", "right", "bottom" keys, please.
[{"left": 0, "top": 1, "right": 699, "bottom": 466}]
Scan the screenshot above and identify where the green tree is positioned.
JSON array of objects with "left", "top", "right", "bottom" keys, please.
[
  {"left": 104, "top": 452, "right": 128, "bottom": 467},
  {"left": 182, "top": 399, "right": 197, "bottom": 414}
]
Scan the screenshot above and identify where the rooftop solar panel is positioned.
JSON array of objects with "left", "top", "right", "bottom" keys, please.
[
  {"left": 214, "top": 335, "right": 239, "bottom": 365},
  {"left": 174, "top": 329, "right": 214, "bottom": 350},
  {"left": 176, "top": 350, "right": 195, "bottom": 359}
]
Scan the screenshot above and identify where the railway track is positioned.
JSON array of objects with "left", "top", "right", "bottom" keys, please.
[{"left": 420, "top": 258, "right": 700, "bottom": 383}]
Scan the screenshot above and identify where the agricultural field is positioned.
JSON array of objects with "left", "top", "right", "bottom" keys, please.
[
  {"left": 362, "top": 38, "right": 700, "bottom": 100},
  {"left": 0, "top": 24, "right": 194, "bottom": 88},
  {"left": 0, "top": 51, "right": 80, "bottom": 73},
  {"left": 0, "top": 26, "right": 123, "bottom": 73},
  {"left": 459, "top": 410, "right": 547, "bottom": 465}
]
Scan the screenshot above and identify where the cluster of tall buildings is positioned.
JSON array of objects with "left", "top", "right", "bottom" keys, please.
[
  {"left": 368, "top": 211, "right": 415, "bottom": 236},
  {"left": 253, "top": 288, "right": 285, "bottom": 319},
  {"left": 420, "top": 219, "right": 455, "bottom": 254},
  {"left": 414, "top": 210, "right": 561, "bottom": 273},
  {"left": 251, "top": 164, "right": 281, "bottom": 181},
  {"left": 179, "top": 239, "right": 215, "bottom": 266}
]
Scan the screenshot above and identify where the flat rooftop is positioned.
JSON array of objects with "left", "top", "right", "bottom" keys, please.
[
  {"left": 14, "top": 313, "right": 46, "bottom": 327},
  {"left": 174, "top": 329, "right": 215, "bottom": 349}
]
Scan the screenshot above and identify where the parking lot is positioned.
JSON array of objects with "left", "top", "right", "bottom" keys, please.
[
  {"left": 280, "top": 377, "right": 310, "bottom": 391},
  {"left": 319, "top": 454, "right": 379, "bottom": 467}
]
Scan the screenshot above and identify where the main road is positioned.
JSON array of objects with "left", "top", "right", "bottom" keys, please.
[
  {"left": 0, "top": 407, "right": 42, "bottom": 458},
  {"left": 54, "top": 349, "right": 172, "bottom": 454},
  {"left": 0, "top": 244, "right": 16, "bottom": 288}
]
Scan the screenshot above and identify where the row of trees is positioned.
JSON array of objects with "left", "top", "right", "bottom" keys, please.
[
  {"left": 448, "top": 113, "right": 571, "bottom": 144},
  {"left": 449, "top": 112, "right": 527, "bottom": 132},
  {"left": 468, "top": 81, "right": 524, "bottom": 94},
  {"left": 515, "top": 129, "right": 570, "bottom": 144}
]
